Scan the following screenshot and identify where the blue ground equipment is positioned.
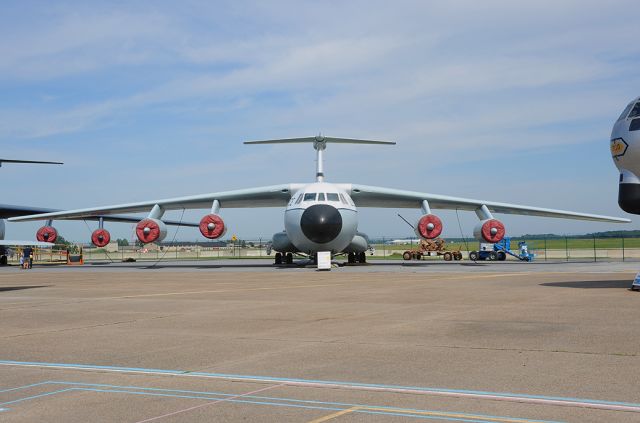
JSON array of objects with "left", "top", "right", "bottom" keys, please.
[{"left": 468, "top": 237, "right": 534, "bottom": 262}]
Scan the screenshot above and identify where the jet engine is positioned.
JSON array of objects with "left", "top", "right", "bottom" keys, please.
[
  {"left": 473, "top": 219, "right": 505, "bottom": 243},
  {"left": 415, "top": 214, "right": 443, "bottom": 239},
  {"left": 91, "top": 229, "right": 111, "bottom": 247},
  {"left": 135, "top": 218, "right": 167, "bottom": 244},
  {"left": 272, "top": 231, "right": 296, "bottom": 253},
  {"left": 199, "top": 214, "right": 226, "bottom": 239},
  {"left": 36, "top": 225, "right": 58, "bottom": 243}
]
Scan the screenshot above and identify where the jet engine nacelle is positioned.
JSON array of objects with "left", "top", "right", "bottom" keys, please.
[
  {"left": 36, "top": 225, "right": 58, "bottom": 243},
  {"left": 271, "top": 231, "right": 297, "bottom": 253},
  {"left": 611, "top": 96, "right": 640, "bottom": 214},
  {"left": 135, "top": 218, "right": 167, "bottom": 244},
  {"left": 473, "top": 219, "right": 506, "bottom": 243},
  {"left": 91, "top": 229, "right": 111, "bottom": 247},
  {"left": 199, "top": 214, "right": 226, "bottom": 239},
  {"left": 415, "top": 214, "right": 443, "bottom": 239}
]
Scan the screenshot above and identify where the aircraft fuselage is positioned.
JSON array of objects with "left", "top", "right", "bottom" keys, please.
[{"left": 284, "top": 182, "right": 359, "bottom": 254}]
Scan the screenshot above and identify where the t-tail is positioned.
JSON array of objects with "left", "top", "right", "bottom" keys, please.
[{"left": 244, "top": 135, "right": 395, "bottom": 182}]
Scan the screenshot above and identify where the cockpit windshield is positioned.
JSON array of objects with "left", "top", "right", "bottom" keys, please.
[
  {"left": 618, "top": 102, "right": 635, "bottom": 121},
  {"left": 629, "top": 102, "right": 640, "bottom": 119},
  {"left": 303, "top": 193, "right": 316, "bottom": 202}
]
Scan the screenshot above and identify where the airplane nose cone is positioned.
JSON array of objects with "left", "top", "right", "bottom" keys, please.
[{"left": 300, "top": 204, "right": 343, "bottom": 244}]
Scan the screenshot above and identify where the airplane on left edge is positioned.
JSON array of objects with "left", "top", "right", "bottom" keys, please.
[{"left": 0, "top": 158, "right": 198, "bottom": 265}]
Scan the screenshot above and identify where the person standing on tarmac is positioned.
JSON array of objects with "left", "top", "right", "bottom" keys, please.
[
  {"left": 22, "top": 247, "right": 30, "bottom": 269},
  {"left": 29, "top": 247, "right": 34, "bottom": 269}
]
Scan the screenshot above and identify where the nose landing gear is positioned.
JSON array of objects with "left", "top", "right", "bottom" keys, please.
[
  {"left": 347, "top": 252, "right": 367, "bottom": 264},
  {"left": 274, "top": 252, "right": 294, "bottom": 265}
]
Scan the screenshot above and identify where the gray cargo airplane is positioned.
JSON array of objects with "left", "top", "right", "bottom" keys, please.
[
  {"left": 0, "top": 158, "right": 197, "bottom": 265},
  {"left": 10, "top": 137, "right": 630, "bottom": 264}
]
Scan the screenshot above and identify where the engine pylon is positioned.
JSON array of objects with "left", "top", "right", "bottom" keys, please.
[
  {"left": 415, "top": 214, "right": 443, "bottom": 239},
  {"left": 199, "top": 214, "right": 226, "bottom": 239},
  {"left": 36, "top": 226, "right": 58, "bottom": 243},
  {"left": 91, "top": 229, "right": 111, "bottom": 247}
]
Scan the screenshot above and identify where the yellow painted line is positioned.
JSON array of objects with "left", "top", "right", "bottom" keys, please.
[
  {"left": 113, "top": 283, "right": 344, "bottom": 299},
  {"left": 360, "top": 406, "right": 550, "bottom": 423},
  {"left": 307, "top": 406, "right": 360, "bottom": 423}
]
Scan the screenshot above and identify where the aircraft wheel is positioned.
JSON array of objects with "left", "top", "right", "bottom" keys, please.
[
  {"left": 403, "top": 251, "right": 412, "bottom": 261},
  {"left": 358, "top": 252, "right": 366, "bottom": 263},
  {"left": 0, "top": 256, "right": 7, "bottom": 266},
  {"left": 443, "top": 252, "right": 452, "bottom": 261},
  {"left": 489, "top": 251, "right": 498, "bottom": 261},
  {"left": 285, "top": 253, "right": 293, "bottom": 264},
  {"left": 497, "top": 251, "right": 507, "bottom": 261},
  {"left": 274, "top": 252, "right": 282, "bottom": 265},
  {"left": 348, "top": 252, "right": 356, "bottom": 263},
  {"left": 469, "top": 251, "right": 478, "bottom": 261}
]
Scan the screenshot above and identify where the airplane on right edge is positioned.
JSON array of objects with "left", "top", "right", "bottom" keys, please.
[{"left": 10, "top": 136, "right": 630, "bottom": 265}]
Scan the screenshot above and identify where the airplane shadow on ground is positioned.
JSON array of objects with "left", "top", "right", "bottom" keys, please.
[
  {"left": 540, "top": 280, "right": 634, "bottom": 289},
  {"left": 0, "top": 285, "right": 50, "bottom": 292}
]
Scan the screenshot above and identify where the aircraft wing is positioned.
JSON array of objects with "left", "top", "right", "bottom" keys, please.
[
  {"left": 0, "top": 204, "right": 199, "bottom": 227},
  {"left": 8, "top": 185, "right": 299, "bottom": 223},
  {"left": 0, "top": 240, "right": 54, "bottom": 247},
  {"left": 343, "top": 184, "right": 630, "bottom": 223}
]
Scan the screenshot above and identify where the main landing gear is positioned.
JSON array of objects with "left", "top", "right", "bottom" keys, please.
[
  {"left": 274, "top": 252, "right": 294, "bottom": 265},
  {"left": 347, "top": 252, "right": 367, "bottom": 264}
]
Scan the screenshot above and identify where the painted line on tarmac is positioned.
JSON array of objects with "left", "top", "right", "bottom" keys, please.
[
  {"left": 0, "top": 360, "right": 638, "bottom": 413},
  {"left": 307, "top": 406, "right": 361, "bottom": 422},
  {"left": 0, "top": 381, "right": 562, "bottom": 423},
  {"left": 134, "top": 382, "right": 284, "bottom": 423},
  {"left": 110, "top": 283, "right": 343, "bottom": 299}
]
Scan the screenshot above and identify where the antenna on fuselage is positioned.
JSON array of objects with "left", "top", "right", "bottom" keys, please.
[{"left": 244, "top": 135, "right": 395, "bottom": 182}]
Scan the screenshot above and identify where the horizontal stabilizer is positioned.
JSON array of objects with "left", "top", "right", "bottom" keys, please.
[
  {"left": 245, "top": 136, "right": 395, "bottom": 146},
  {"left": 0, "top": 159, "right": 63, "bottom": 166}
]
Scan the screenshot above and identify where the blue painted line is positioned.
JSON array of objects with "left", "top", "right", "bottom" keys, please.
[
  {"left": 0, "top": 388, "right": 74, "bottom": 407},
  {"left": 46, "top": 381, "right": 563, "bottom": 423},
  {"left": 57, "top": 387, "right": 552, "bottom": 423},
  {"left": 0, "top": 381, "right": 51, "bottom": 394},
  {"left": 0, "top": 359, "right": 636, "bottom": 409}
]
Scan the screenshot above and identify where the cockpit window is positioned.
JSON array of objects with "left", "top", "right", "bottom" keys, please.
[
  {"left": 629, "top": 102, "right": 640, "bottom": 119},
  {"left": 327, "top": 193, "right": 339, "bottom": 202},
  {"left": 295, "top": 194, "right": 304, "bottom": 204},
  {"left": 303, "top": 193, "right": 316, "bottom": 202},
  {"left": 339, "top": 193, "right": 347, "bottom": 204},
  {"left": 317, "top": 193, "right": 326, "bottom": 201},
  {"left": 618, "top": 102, "right": 634, "bottom": 121}
]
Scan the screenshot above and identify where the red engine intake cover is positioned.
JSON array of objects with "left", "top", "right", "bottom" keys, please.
[
  {"left": 91, "top": 229, "right": 111, "bottom": 247},
  {"left": 481, "top": 219, "right": 506, "bottom": 243},
  {"left": 136, "top": 219, "right": 161, "bottom": 244},
  {"left": 199, "top": 214, "right": 225, "bottom": 239},
  {"left": 417, "top": 214, "right": 443, "bottom": 239},
  {"left": 36, "top": 226, "right": 58, "bottom": 243}
]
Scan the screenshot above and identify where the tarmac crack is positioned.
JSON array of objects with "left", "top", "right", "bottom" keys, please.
[
  {"left": 0, "top": 314, "right": 178, "bottom": 339},
  {"left": 233, "top": 336, "right": 639, "bottom": 357}
]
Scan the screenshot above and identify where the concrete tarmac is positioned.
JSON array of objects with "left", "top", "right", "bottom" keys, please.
[{"left": 1, "top": 261, "right": 639, "bottom": 422}]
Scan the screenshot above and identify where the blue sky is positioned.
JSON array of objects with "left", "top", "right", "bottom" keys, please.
[{"left": 1, "top": 0, "right": 639, "bottom": 242}]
